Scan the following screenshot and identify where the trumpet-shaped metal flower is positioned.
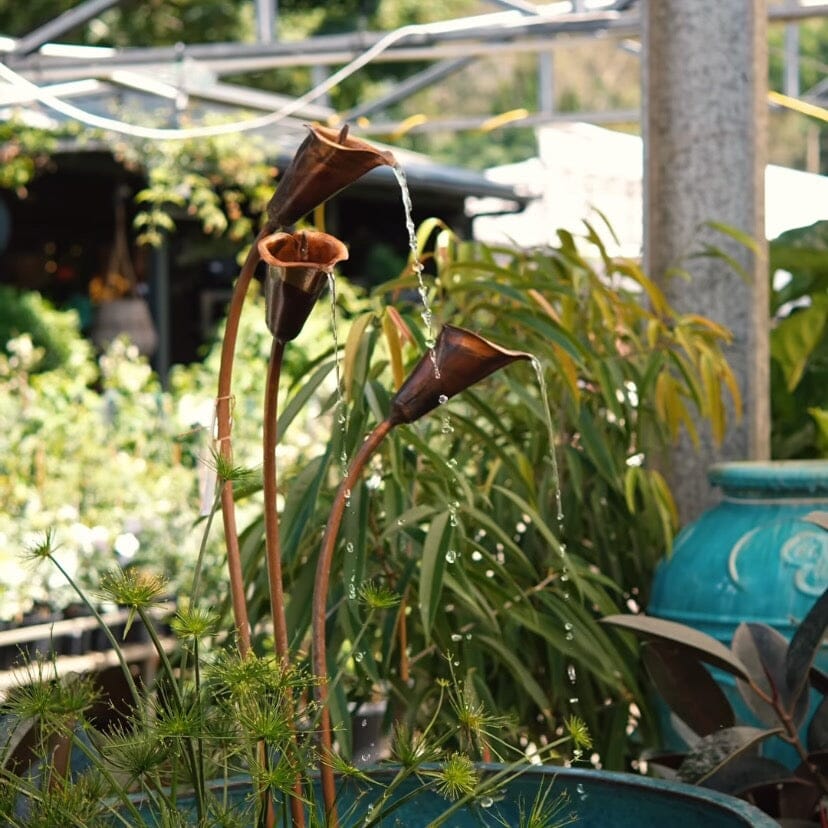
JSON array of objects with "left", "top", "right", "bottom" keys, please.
[
  {"left": 389, "top": 325, "right": 532, "bottom": 426},
  {"left": 258, "top": 230, "right": 349, "bottom": 343},
  {"left": 266, "top": 124, "right": 396, "bottom": 229}
]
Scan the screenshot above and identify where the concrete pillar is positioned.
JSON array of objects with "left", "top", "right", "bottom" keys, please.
[{"left": 643, "top": 0, "right": 770, "bottom": 523}]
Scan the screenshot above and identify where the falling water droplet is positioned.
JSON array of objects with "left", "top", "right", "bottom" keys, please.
[
  {"left": 471, "top": 550, "right": 483, "bottom": 562},
  {"left": 361, "top": 718, "right": 368, "bottom": 728},
  {"left": 451, "top": 633, "right": 462, "bottom": 642},
  {"left": 438, "top": 394, "right": 448, "bottom": 404},
  {"left": 328, "top": 274, "right": 349, "bottom": 472},
  {"left": 346, "top": 541, "right": 354, "bottom": 554},
  {"left": 445, "top": 549, "right": 457, "bottom": 564},
  {"left": 354, "top": 651, "right": 364, "bottom": 663},
  {"left": 568, "top": 664, "right": 577, "bottom": 683},
  {"left": 392, "top": 163, "right": 439, "bottom": 378},
  {"left": 480, "top": 797, "right": 493, "bottom": 809},
  {"left": 531, "top": 357, "right": 564, "bottom": 530}
]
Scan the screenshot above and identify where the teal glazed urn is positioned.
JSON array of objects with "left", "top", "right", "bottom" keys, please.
[
  {"left": 650, "top": 461, "right": 828, "bottom": 643},
  {"left": 648, "top": 460, "right": 828, "bottom": 756}
]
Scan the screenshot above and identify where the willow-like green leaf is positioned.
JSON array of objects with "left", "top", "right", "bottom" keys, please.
[{"left": 419, "top": 512, "right": 452, "bottom": 640}]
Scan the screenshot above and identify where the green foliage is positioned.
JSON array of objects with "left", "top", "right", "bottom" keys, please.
[
  {"left": 0, "top": 120, "right": 56, "bottom": 195},
  {"left": 604, "top": 516, "right": 828, "bottom": 824},
  {"left": 0, "top": 120, "right": 274, "bottom": 251},
  {"left": 0, "top": 287, "right": 85, "bottom": 373},
  {"left": 131, "top": 133, "right": 275, "bottom": 248},
  {"left": 0, "top": 314, "right": 212, "bottom": 616},
  {"left": 769, "top": 221, "right": 828, "bottom": 459},
  {"left": 0, "top": 273, "right": 342, "bottom": 620}
]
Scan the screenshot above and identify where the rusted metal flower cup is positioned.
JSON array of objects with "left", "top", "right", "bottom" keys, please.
[
  {"left": 258, "top": 230, "right": 349, "bottom": 343},
  {"left": 389, "top": 324, "right": 532, "bottom": 426},
  {"left": 266, "top": 124, "right": 396, "bottom": 230}
]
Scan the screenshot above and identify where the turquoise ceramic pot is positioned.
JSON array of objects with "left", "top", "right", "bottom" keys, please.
[
  {"left": 122, "top": 765, "right": 775, "bottom": 827},
  {"left": 648, "top": 460, "right": 828, "bottom": 759},
  {"left": 650, "top": 461, "right": 828, "bottom": 641}
]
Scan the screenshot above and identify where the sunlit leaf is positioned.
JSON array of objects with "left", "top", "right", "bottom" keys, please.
[
  {"left": 381, "top": 310, "right": 405, "bottom": 390},
  {"left": 342, "top": 312, "right": 376, "bottom": 401},
  {"left": 771, "top": 303, "right": 828, "bottom": 392},
  {"left": 704, "top": 221, "right": 761, "bottom": 254}
]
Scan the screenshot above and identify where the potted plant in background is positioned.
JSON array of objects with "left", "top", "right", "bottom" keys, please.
[
  {"left": 89, "top": 185, "right": 157, "bottom": 358},
  {"left": 0, "top": 125, "right": 779, "bottom": 827},
  {"left": 605, "top": 513, "right": 828, "bottom": 825}
]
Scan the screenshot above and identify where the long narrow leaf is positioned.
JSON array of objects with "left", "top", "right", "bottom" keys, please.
[{"left": 419, "top": 512, "right": 452, "bottom": 640}]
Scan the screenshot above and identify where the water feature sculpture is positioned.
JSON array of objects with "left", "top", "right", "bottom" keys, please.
[{"left": 211, "top": 123, "right": 777, "bottom": 828}]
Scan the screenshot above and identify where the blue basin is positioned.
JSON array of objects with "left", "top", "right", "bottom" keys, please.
[{"left": 123, "top": 764, "right": 777, "bottom": 826}]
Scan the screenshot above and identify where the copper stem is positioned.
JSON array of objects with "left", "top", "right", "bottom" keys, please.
[
  {"left": 397, "top": 593, "right": 410, "bottom": 684},
  {"left": 217, "top": 236, "right": 265, "bottom": 656},
  {"left": 262, "top": 337, "right": 307, "bottom": 828},
  {"left": 313, "top": 418, "right": 394, "bottom": 826},
  {"left": 263, "top": 338, "right": 290, "bottom": 663}
]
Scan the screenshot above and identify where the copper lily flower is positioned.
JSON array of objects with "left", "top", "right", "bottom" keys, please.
[
  {"left": 389, "top": 325, "right": 532, "bottom": 426},
  {"left": 266, "top": 124, "right": 396, "bottom": 230},
  {"left": 258, "top": 230, "right": 348, "bottom": 343}
]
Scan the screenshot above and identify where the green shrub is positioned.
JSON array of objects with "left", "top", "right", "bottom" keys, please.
[
  {"left": 769, "top": 221, "right": 828, "bottom": 459},
  {"left": 0, "top": 287, "right": 83, "bottom": 373}
]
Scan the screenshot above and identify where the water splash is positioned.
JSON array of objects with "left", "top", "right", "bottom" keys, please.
[
  {"left": 392, "top": 163, "right": 440, "bottom": 377},
  {"left": 327, "top": 273, "right": 349, "bottom": 472}
]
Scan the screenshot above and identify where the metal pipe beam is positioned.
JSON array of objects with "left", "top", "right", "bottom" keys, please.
[
  {"left": 342, "top": 57, "right": 475, "bottom": 120},
  {"left": 6, "top": 11, "right": 637, "bottom": 79},
  {"left": 768, "top": 2, "right": 828, "bottom": 21},
  {"left": 8, "top": 28, "right": 641, "bottom": 85},
  {"left": 255, "top": 0, "right": 277, "bottom": 44},
  {"left": 12, "top": 0, "right": 125, "bottom": 56}
]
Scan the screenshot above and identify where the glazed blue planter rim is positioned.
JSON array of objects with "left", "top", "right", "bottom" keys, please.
[
  {"left": 709, "top": 459, "right": 828, "bottom": 495},
  {"left": 122, "top": 763, "right": 778, "bottom": 827}
]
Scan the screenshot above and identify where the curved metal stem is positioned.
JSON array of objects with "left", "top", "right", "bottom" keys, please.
[
  {"left": 312, "top": 418, "right": 394, "bottom": 825},
  {"left": 217, "top": 234, "right": 265, "bottom": 656},
  {"left": 263, "top": 338, "right": 290, "bottom": 662},
  {"left": 263, "top": 337, "right": 307, "bottom": 828}
]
